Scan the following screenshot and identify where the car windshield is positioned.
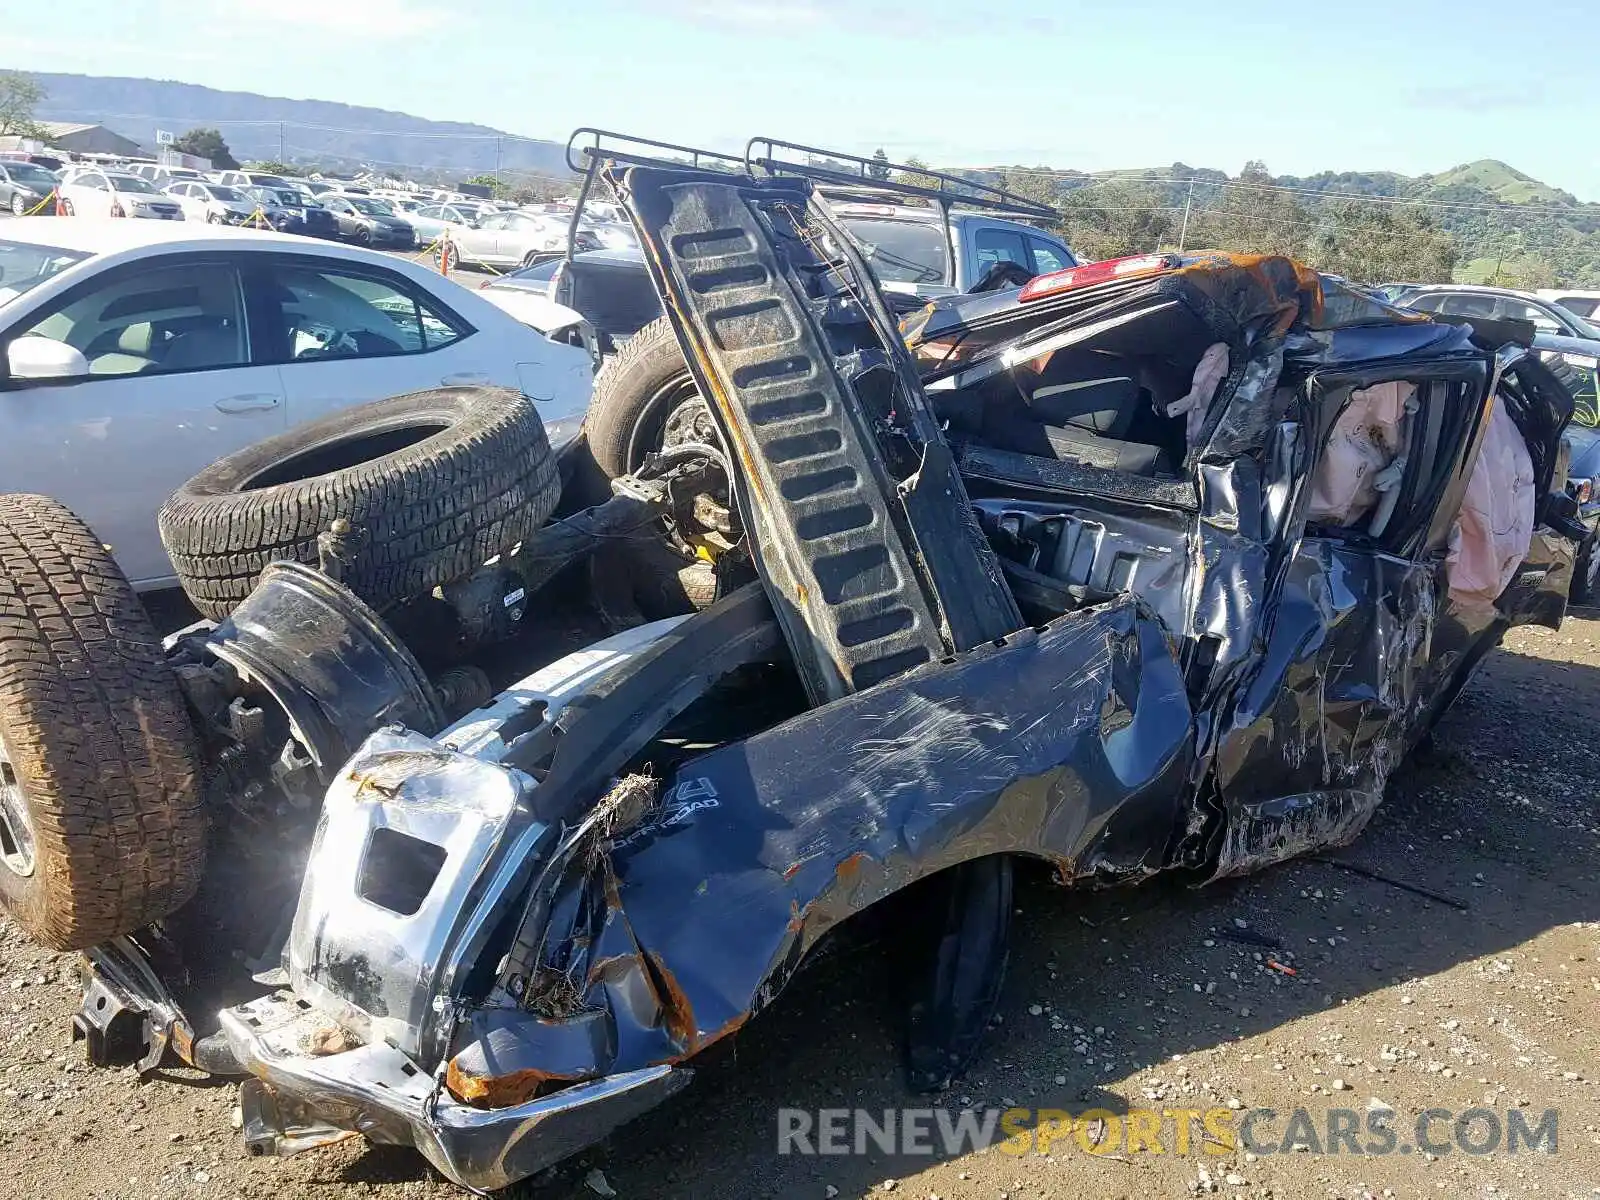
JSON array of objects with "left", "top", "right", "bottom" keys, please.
[
  {"left": 344, "top": 196, "right": 393, "bottom": 216},
  {"left": 109, "top": 175, "right": 161, "bottom": 194},
  {"left": 6, "top": 163, "right": 57, "bottom": 188},
  {"left": 1553, "top": 297, "right": 1600, "bottom": 320},
  {"left": 838, "top": 217, "right": 948, "bottom": 285},
  {"left": 502, "top": 258, "right": 561, "bottom": 284},
  {"left": 1561, "top": 309, "right": 1600, "bottom": 340},
  {"left": 208, "top": 185, "right": 247, "bottom": 203},
  {"left": 248, "top": 175, "right": 289, "bottom": 189},
  {"left": 0, "top": 240, "right": 90, "bottom": 306}
]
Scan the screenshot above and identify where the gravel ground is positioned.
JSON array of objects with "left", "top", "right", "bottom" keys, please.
[{"left": 2, "top": 614, "right": 1599, "bottom": 1200}]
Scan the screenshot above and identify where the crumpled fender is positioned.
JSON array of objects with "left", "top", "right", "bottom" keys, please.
[{"left": 445, "top": 596, "right": 1196, "bottom": 1101}]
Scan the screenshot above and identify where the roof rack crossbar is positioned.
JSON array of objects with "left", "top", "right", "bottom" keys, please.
[
  {"left": 565, "top": 127, "right": 747, "bottom": 176},
  {"left": 743, "top": 136, "right": 1059, "bottom": 220}
]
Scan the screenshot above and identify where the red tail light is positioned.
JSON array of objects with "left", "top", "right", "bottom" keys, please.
[{"left": 1019, "top": 252, "right": 1180, "bottom": 303}]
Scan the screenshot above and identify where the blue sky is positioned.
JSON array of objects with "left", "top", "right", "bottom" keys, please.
[{"left": 14, "top": 0, "right": 1600, "bottom": 199}]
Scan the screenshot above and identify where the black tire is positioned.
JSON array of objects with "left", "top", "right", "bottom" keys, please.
[
  {"left": 0, "top": 495, "right": 205, "bottom": 950},
  {"left": 1573, "top": 526, "right": 1600, "bottom": 606},
  {"left": 585, "top": 316, "right": 698, "bottom": 481},
  {"left": 159, "top": 386, "right": 561, "bottom": 620},
  {"left": 621, "top": 535, "right": 725, "bottom": 617},
  {"left": 9, "top": 194, "right": 25, "bottom": 217},
  {"left": 583, "top": 318, "right": 737, "bottom": 610}
]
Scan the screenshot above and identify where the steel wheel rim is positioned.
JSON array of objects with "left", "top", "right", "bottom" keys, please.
[
  {"left": 0, "top": 736, "right": 37, "bottom": 879},
  {"left": 626, "top": 376, "right": 704, "bottom": 473},
  {"left": 1586, "top": 540, "right": 1600, "bottom": 593}
]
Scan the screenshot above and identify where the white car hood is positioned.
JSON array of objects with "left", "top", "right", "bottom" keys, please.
[{"left": 477, "top": 289, "right": 583, "bottom": 335}]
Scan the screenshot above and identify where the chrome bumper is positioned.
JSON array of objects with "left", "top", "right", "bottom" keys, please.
[
  {"left": 222, "top": 616, "right": 696, "bottom": 1189},
  {"left": 225, "top": 993, "right": 690, "bottom": 1192}
]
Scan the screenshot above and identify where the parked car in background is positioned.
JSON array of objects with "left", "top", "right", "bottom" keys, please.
[
  {"left": 56, "top": 169, "right": 184, "bottom": 220},
  {"left": 1535, "top": 332, "right": 1600, "bottom": 602},
  {"left": 211, "top": 169, "right": 293, "bottom": 191},
  {"left": 0, "top": 160, "right": 59, "bottom": 216},
  {"left": 164, "top": 180, "right": 259, "bottom": 225},
  {"left": 826, "top": 201, "right": 1078, "bottom": 299},
  {"left": 237, "top": 185, "right": 312, "bottom": 235},
  {"left": 444, "top": 210, "right": 592, "bottom": 271},
  {"left": 126, "top": 163, "right": 207, "bottom": 188},
  {"left": 0, "top": 150, "right": 65, "bottom": 172},
  {"left": 1390, "top": 283, "right": 1600, "bottom": 344},
  {"left": 1540, "top": 289, "right": 1600, "bottom": 322},
  {"left": 260, "top": 187, "right": 339, "bottom": 239},
  {"left": 0, "top": 218, "right": 592, "bottom": 589},
  {"left": 285, "top": 177, "right": 339, "bottom": 198},
  {"left": 400, "top": 201, "right": 480, "bottom": 244},
  {"left": 320, "top": 193, "right": 416, "bottom": 249}
]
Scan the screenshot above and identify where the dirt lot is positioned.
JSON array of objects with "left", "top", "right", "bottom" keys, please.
[{"left": 2, "top": 613, "right": 1598, "bottom": 1200}]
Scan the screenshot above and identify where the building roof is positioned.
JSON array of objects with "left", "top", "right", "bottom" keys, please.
[{"left": 38, "top": 121, "right": 103, "bottom": 138}]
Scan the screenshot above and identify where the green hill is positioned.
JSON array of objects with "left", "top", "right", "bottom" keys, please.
[
  {"left": 1421, "top": 160, "right": 1577, "bottom": 206},
  {"left": 986, "top": 159, "right": 1600, "bottom": 287}
]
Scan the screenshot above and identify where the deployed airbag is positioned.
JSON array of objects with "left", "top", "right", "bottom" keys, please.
[
  {"left": 1306, "top": 382, "right": 1414, "bottom": 526},
  {"left": 1165, "top": 341, "right": 1230, "bottom": 448},
  {"left": 1448, "top": 397, "right": 1535, "bottom": 608}
]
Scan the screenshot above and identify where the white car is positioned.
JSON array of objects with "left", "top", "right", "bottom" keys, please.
[
  {"left": 400, "top": 201, "right": 481, "bottom": 243},
  {"left": 0, "top": 219, "right": 592, "bottom": 590},
  {"left": 126, "top": 163, "right": 207, "bottom": 188},
  {"left": 164, "top": 180, "right": 259, "bottom": 225},
  {"left": 57, "top": 169, "right": 185, "bottom": 221},
  {"left": 1539, "top": 289, "right": 1600, "bottom": 322},
  {"left": 445, "top": 210, "right": 574, "bottom": 271}
]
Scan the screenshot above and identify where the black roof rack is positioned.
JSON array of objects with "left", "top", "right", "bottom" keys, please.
[
  {"left": 561, "top": 127, "right": 1061, "bottom": 260},
  {"left": 565, "top": 127, "right": 746, "bottom": 176},
  {"left": 745, "top": 136, "right": 1059, "bottom": 221}
]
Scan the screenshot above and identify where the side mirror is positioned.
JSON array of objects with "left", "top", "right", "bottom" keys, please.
[{"left": 7, "top": 335, "right": 89, "bottom": 381}]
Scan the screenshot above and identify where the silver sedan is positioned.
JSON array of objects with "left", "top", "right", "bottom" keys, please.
[{"left": 443, "top": 210, "right": 592, "bottom": 271}]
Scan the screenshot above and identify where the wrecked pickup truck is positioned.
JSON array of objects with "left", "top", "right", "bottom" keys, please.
[{"left": 0, "top": 153, "right": 1587, "bottom": 1193}]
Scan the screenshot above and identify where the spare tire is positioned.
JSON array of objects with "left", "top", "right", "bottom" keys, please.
[
  {"left": 160, "top": 386, "right": 561, "bottom": 619},
  {"left": 0, "top": 494, "right": 206, "bottom": 950}
]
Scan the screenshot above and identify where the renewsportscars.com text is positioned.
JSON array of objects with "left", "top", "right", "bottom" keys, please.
[{"left": 776, "top": 1105, "right": 1558, "bottom": 1158}]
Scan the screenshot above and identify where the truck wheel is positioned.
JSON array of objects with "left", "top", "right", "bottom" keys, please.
[
  {"left": 160, "top": 386, "right": 561, "bottom": 619},
  {"left": 581, "top": 317, "right": 730, "bottom": 610},
  {"left": 585, "top": 316, "right": 700, "bottom": 481},
  {"left": 0, "top": 495, "right": 205, "bottom": 950}
]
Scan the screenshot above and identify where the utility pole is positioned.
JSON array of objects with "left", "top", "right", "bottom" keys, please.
[
  {"left": 1177, "top": 178, "right": 1196, "bottom": 252},
  {"left": 494, "top": 137, "right": 502, "bottom": 188},
  {"left": 278, "top": 121, "right": 285, "bottom": 163}
]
